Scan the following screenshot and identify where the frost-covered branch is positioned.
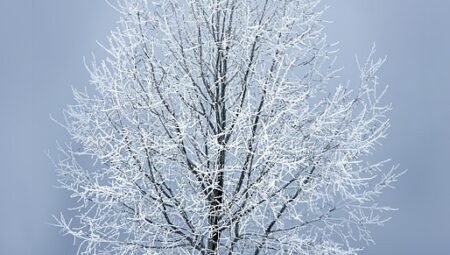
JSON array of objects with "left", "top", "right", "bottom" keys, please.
[{"left": 54, "top": 0, "right": 402, "bottom": 254}]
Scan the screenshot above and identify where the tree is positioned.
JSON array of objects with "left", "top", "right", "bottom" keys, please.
[{"left": 54, "top": 0, "right": 402, "bottom": 254}]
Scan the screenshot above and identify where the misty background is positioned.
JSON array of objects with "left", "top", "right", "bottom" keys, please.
[{"left": 1, "top": 1, "right": 449, "bottom": 254}]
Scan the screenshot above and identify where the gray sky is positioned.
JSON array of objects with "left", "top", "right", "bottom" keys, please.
[{"left": 1, "top": 1, "right": 449, "bottom": 254}]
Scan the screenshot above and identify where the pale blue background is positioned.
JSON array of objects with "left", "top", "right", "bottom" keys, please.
[{"left": 1, "top": 1, "right": 449, "bottom": 254}]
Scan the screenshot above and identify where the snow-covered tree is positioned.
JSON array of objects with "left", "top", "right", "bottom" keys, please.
[{"left": 54, "top": 0, "right": 402, "bottom": 254}]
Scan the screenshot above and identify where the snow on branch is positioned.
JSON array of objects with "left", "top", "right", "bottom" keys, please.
[{"left": 54, "top": 0, "right": 401, "bottom": 254}]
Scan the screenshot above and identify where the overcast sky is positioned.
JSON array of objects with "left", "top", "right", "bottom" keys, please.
[{"left": 1, "top": 1, "right": 449, "bottom": 254}]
